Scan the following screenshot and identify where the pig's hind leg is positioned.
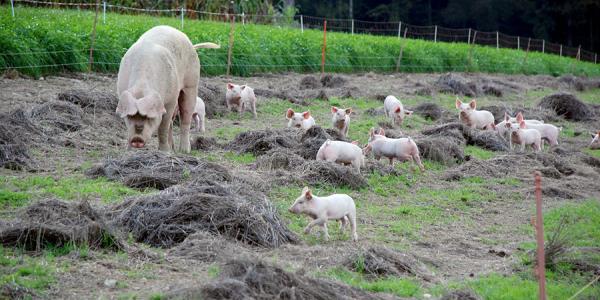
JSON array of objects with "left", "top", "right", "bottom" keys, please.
[
  {"left": 347, "top": 212, "right": 358, "bottom": 242},
  {"left": 178, "top": 87, "right": 197, "bottom": 153}
]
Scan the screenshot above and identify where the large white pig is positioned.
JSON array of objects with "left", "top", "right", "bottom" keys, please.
[
  {"left": 316, "top": 140, "right": 364, "bottom": 172},
  {"left": 288, "top": 187, "right": 358, "bottom": 242},
  {"left": 116, "top": 25, "right": 218, "bottom": 152},
  {"left": 363, "top": 128, "right": 425, "bottom": 171},
  {"left": 384, "top": 95, "right": 412, "bottom": 126},
  {"left": 286, "top": 109, "right": 315, "bottom": 130},
  {"left": 455, "top": 98, "right": 494, "bottom": 130},
  {"left": 331, "top": 106, "right": 352, "bottom": 138}
]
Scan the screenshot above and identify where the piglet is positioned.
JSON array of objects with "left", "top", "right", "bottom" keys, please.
[
  {"left": 514, "top": 113, "right": 559, "bottom": 149},
  {"left": 384, "top": 95, "right": 412, "bottom": 126},
  {"left": 316, "top": 140, "right": 364, "bottom": 172},
  {"left": 590, "top": 131, "right": 600, "bottom": 149},
  {"left": 363, "top": 128, "right": 425, "bottom": 171},
  {"left": 288, "top": 187, "right": 358, "bottom": 242},
  {"left": 331, "top": 106, "right": 352, "bottom": 138},
  {"left": 286, "top": 109, "right": 315, "bottom": 130},
  {"left": 455, "top": 98, "right": 494, "bottom": 130},
  {"left": 173, "top": 97, "right": 206, "bottom": 133},
  {"left": 495, "top": 112, "right": 545, "bottom": 144},
  {"left": 505, "top": 121, "right": 542, "bottom": 152},
  {"left": 226, "top": 83, "right": 257, "bottom": 118}
]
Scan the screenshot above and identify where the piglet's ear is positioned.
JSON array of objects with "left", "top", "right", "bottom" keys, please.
[
  {"left": 116, "top": 90, "right": 138, "bottom": 118},
  {"left": 137, "top": 91, "right": 166, "bottom": 119},
  {"left": 331, "top": 106, "right": 338, "bottom": 113},
  {"left": 303, "top": 111, "right": 311, "bottom": 119},
  {"left": 345, "top": 108, "right": 352, "bottom": 115},
  {"left": 304, "top": 188, "right": 313, "bottom": 200},
  {"left": 455, "top": 97, "right": 462, "bottom": 109},
  {"left": 516, "top": 112, "right": 524, "bottom": 123},
  {"left": 241, "top": 85, "right": 246, "bottom": 90},
  {"left": 504, "top": 112, "right": 510, "bottom": 122},
  {"left": 394, "top": 107, "right": 401, "bottom": 113},
  {"left": 519, "top": 121, "right": 526, "bottom": 129},
  {"left": 227, "top": 83, "right": 234, "bottom": 90},
  {"left": 469, "top": 99, "right": 476, "bottom": 109},
  {"left": 286, "top": 108, "right": 294, "bottom": 119}
]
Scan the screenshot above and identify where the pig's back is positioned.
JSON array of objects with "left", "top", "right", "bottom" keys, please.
[
  {"left": 324, "top": 194, "right": 355, "bottom": 214},
  {"left": 384, "top": 96, "right": 401, "bottom": 110}
]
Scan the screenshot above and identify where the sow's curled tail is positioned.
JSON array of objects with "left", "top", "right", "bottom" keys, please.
[{"left": 193, "top": 42, "right": 221, "bottom": 49}]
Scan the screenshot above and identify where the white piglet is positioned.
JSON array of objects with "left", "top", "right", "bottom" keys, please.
[
  {"left": 226, "top": 83, "right": 257, "bottom": 118},
  {"left": 363, "top": 128, "right": 425, "bottom": 171},
  {"left": 288, "top": 187, "right": 358, "bottom": 242},
  {"left": 316, "top": 140, "right": 365, "bottom": 173},
  {"left": 455, "top": 98, "right": 495, "bottom": 130},
  {"left": 590, "top": 131, "right": 600, "bottom": 149},
  {"left": 331, "top": 106, "right": 352, "bottom": 138},
  {"left": 495, "top": 112, "right": 544, "bottom": 141},
  {"left": 172, "top": 97, "right": 206, "bottom": 132},
  {"left": 506, "top": 121, "right": 542, "bottom": 152},
  {"left": 384, "top": 95, "right": 412, "bottom": 126},
  {"left": 514, "top": 113, "right": 559, "bottom": 149},
  {"left": 286, "top": 109, "right": 315, "bottom": 130}
]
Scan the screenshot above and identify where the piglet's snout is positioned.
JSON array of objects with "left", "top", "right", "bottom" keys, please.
[{"left": 130, "top": 137, "right": 145, "bottom": 148}]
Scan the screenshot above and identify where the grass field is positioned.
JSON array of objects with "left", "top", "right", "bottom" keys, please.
[{"left": 1, "top": 6, "right": 600, "bottom": 77}]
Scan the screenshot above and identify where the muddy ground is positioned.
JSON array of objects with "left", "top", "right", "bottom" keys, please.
[{"left": 1, "top": 71, "right": 599, "bottom": 299}]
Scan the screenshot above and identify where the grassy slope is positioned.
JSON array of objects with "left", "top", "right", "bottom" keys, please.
[{"left": 1, "top": 6, "right": 600, "bottom": 77}]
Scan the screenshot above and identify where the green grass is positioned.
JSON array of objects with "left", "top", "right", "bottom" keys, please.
[
  {"left": 584, "top": 148, "right": 600, "bottom": 158},
  {"left": 0, "top": 246, "right": 56, "bottom": 293},
  {"left": 0, "top": 175, "right": 144, "bottom": 208},
  {"left": 223, "top": 151, "right": 256, "bottom": 164},
  {"left": 543, "top": 200, "right": 600, "bottom": 248},
  {"left": 464, "top": 145, "right": 496, "bottom": 160},
  {"left": 325, "top": 268, "right": 421, "bottom": 298},
  {"left": 1, "top": 6, "right": 599, "bottom": 77}
]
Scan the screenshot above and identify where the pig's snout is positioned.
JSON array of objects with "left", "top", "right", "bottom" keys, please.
[
  {"left": 295, "top": 124, "right": 302, "bottom": 128},
  {"left": 130, "top": 137, "right": 145, "bottom": 148},
  {"left": 134, "top": 124, "right": 144, "bottom": 134}
]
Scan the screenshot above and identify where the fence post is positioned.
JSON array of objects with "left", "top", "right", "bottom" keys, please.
[
  {"left": 496, "top": 31, "right": 499, "bottom": 49},
  {"left": 300, "top": 15, "right": 304, "bottom": 33},
  {"left": 517, "top": 36, "right": 520, "bottom": 50},
  {"left": 102, "top": 1, "right": 106, "bottom": 24},
  {"left": 242, "top": 12, "right": 245, "bottom": 25},
  {"left": 434, "top": 25, "right": 437, "bottom": 42},
  {"left": 226, "top": 15, "right": 235, "bottom": 77},
  {"left": 398, "top": 21, "right": 402, "bottom": 39},
  {"left": 560, "top": 45, "right": 562, "bottom": 57},
  {"left": 542, "top": 40, "right": 545, "bottom": 53},
  {"left": 180, "top": 7, "right": 184, "bottom": 30},
  {"left": 89, "top": 0, "right": 100, "bottom": 73},
  {"left": 395, "top": 28, "right": 408, "bottom": 72},
  {"left": 351, "top": 19, "right": 354, "bottom": 35},
  {"left": 534, "top": 171, "right": 547, "bottom": 300},
  {"left": 11, "top": 0, "right": 15, "bottom": 17},
  {"left": 595, "top": 53, "right": 597, "bottom": 64},
  {"left": 523, "top": 38, "right": 531, "bottom": 67},
  {"left": 467, "top": 28, "right": 471, "bottom": 44},
  {"left": 321, "top": 20, "right": 327, "bottom": 75},
  {"left": 468, "top": 31, "right": 477, "bottom": 71},
  {"left": 577, "top": 45, "right": 581, "bottom": 61}
]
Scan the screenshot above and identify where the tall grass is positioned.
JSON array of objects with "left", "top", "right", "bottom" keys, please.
[{"left": 1, "top": 6, "right": 599, "bottom": 77}]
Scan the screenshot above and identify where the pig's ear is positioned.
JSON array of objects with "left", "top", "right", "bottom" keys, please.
[
  {"left": 405, "top": 110, "right": 413, "bottom": 116},
  {"left": 394, "top": 107, "right": 401, "bottom": 113},
  {"left": 241, "top": 85, "right": 246, "bottom": 90},
  {"left": 504, "top": 112, "right": 510, "bottom": 122},
  {"left": 469, "top": 99, "right": 476, "bottom": 109},
  {"left": 519, "top": 120, "right": 526, "bottom": 129},
  {"left": 286, "top": 108, "right": 294, "bottom": 119},
  {"left": 331, "top": 106, "right": 338, "bottom": 113},
  {"left": 303, "top": 187, "right": 313, "bottom": 200},
  {"left": 516, "top": 112, "right": 524, "bottom": 123},
  {"left": 345, "top": 108, "right": 352, "bottom": 115},
  {"left": 227, "top": 83, "right": 234, "bottom": 90},
  {"left": 303, "top": 111, "right": 311, "bottom": 119},
  {"left": 351, "top": 140, "right": 358, "bottom": 145},
  {"left": 137, "top": 91, "right": 166, "bottom": 119},
  {"left": 116, "top": 90, "right": 138, "bottom": 118},
  {"left": 455, "top": 97, "right": 462, "bottom": 109}
]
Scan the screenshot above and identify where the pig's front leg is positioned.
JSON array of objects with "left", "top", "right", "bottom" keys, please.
[
  {"left": 388, "top": 157, "right": 394, "bottom": 166},
  {"left": 251, "top": 100, "right": 257, "bottom": 119},
  {"left": 304, "top": 217, "right": 327, "bottom": 235},
  {"left": 158, "top": 113, "right": 172, "bottom": 152}
]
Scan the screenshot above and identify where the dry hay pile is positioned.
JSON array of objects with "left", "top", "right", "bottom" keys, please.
[
  {"left": 198, "top": 82, "right": 228, "bottom": 117},
  {"left": 538, "top": 93, "right": 594, "bottom": 121},
  {"left": 0, "top": 111, "right": 32, "bottom": 170},
  {"left": 422, "top": 122, "right": 508, "bottom": 152},
  {"left": 167, "top": 231, "right": 252, "bottom": 263},
  {"left": 441, "top": 289, "right": 481, "bottom": 300},
  {"left": 366, "top": 107, "right": 386, "bottom": 116},
  {"left": 226, "top": 129, "right": 302, "bottom": 156},
  {"left": 256, "top": 148, "right": 306, "bottom": 171},
  {"left": 481, "top": 84, "right": 503, "bottom": 97},
  {"left": 412, "top": 103, "right": 443, "bottom": 121},
  {"left": 185, "top": 259, "right": 389, "bottom": 300},
  {"left": 110, "top": 178, "right": 298, "bottom": 248},
  {"left": 57, "top": 89, "right": 118, "bottom": 112},
  {"left": 299, "top": 75, "right": 321, "bottom": 89},
  {"left": 1, "top": 283, "right": 37, "bottom": 300},
  {"left": 191, "top": 136, "right": 220, "bottom": 150},
  {"left": 86, "top": 151, "right": 231, "bottom": 190},
  {"left": 254, "top": 88, "right": 308, "bottom": 106},
  {"left": 300, "top": 160, "right": 367, "bottom": 189},
  {"left": 435, "top": 73, "right": 477, "bottom": 97},
  {"left": 30, "top": 100, "right": 84, "bottom": 133},
  {"left": 346, "top": 247, "right": 435, "bottom": 282},
  {"left": 299, "top": 126, "right": 347, "bottom": 159},
  {"left": 0, "top": 199, "right": 122, "bottom": 251},
  {"left": 558, "top": 75, "right": 600, "bottom": 91},
  {"left": 416, "top": 137, "right": 465, "bottom": 165},
  {"left": 320, "top": 74, "right": 348, "bottom": 88}
]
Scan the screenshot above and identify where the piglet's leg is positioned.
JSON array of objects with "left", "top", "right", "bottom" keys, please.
[{"left": 304, "top": 218, "right": 326, "bottom": 235}]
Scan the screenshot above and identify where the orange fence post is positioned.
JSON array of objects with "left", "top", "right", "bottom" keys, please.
[
  {"left": 321, "top": 20, "right": 327, "bottom": 75},
  {"left": 534, "top": 171, "right": 547, "bottom": 300}
]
